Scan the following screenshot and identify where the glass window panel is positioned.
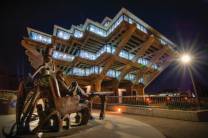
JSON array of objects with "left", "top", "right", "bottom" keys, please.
[
  {"left": 119, "top": 50, "right": 129, "bottom": 59},
  {"left": 89, "top": 24, "right": 107, "bottom": 37},
  {"left": 52, "top": 50, "right": 75, "bottom": 62},
  {"left": 74, "top": 29, "right": 83, "bottom": 38},
  {"left": 129, "top": 18, "right": 133, "bottom": 24},
  {"left": 123, "top": 15, "right": 128, "bottom": 22},
  {"left": 30, "top": 32, "right": 51, "bottom": 44},
  {"left": 104, "top": 21, "right": 110, "bottom": 27},
  {"left": 138, "top": 78, "right": 144, "bottom": 83},
  {"left": 129, "top": 53, "right": 135, "bottom": 60},
  {"left": 57, "top": 30, "right": 70, "bottom": 40}
]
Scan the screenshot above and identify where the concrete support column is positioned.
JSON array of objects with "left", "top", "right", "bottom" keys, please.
[
  {"left": 118, "top": 89, "right": 126, "bottom": 104},
  {"left": 85, "top": 85, "right": 91, "bottom": 94},
  {"left": 91, "top": 80, "right": 102, "bottom": 92},
  {"left": 112, "top": 80, "right": 119, "bottom": 96},
  {"left": 137, "top": 86, "right": 144, "bottom": 96},
  {"left": 126, "top": 85, "right": 133, "bottom": 96},
  {"left": 133, "top": 84, "right": 145, "bottom": 96}
]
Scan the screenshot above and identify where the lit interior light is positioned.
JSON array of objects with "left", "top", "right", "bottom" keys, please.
[
  {"left": 117, "top": 108, "right": 122, "bottom": 113},
  {"left": 145, "top": 97, "right": 151, "bottom": 104}
]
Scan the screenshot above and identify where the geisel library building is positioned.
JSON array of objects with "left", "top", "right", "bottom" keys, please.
[{"left": 22, "top": 8, "right": 178, "bottom": 96}]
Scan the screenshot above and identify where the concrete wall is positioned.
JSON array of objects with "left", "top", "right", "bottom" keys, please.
[
  {"left": 0, "top": 93, "right": 16, "bottom": 115},
  {"left": 106, "top": 105, "right": 208, "bottom": 122}
]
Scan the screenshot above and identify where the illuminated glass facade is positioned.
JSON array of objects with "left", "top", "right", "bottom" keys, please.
[
  {"left": 30, "top": 12, "right": 169, "bottom": 46},
  {"left": 25, "top": 8, "right": 177, "bottom": 88}
]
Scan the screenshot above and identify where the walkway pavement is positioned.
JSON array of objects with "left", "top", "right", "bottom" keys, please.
[
  {"left": 119, "top": 112, "right": 208, "bottom": 138},
  {"left": 63, "top": 112, "right": 165, "bottom": 138},
  {"left": 0, "top": 111, "right": 208, "bottom": 138}
]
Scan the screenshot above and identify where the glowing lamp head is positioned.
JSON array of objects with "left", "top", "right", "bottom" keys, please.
[
  {"left": 180, "top": 54, "right": 192, "bottom": 64},
  {"left": 117, "top": 108, "right": 121, "bottom": 113}
]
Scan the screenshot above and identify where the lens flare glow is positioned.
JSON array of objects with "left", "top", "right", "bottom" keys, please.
[{"left": 180, "top": 54, "right": 192, "bottom": 64}]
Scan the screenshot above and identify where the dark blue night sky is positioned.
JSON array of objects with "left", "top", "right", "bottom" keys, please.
[{"left": 0, "top": 0, "right": 208, "bottom": 92}]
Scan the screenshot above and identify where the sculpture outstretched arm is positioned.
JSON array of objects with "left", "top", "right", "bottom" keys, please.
[
  {"left": 77, "top": 85, "right": 88, "bottom": 97},
  {"left": 31, "top": 65, "right": 45, "bottom": 79}
]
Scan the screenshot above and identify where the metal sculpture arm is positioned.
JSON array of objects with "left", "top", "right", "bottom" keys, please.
[{"left": 31, "top": 65, "right": 45, "bottom": 79}]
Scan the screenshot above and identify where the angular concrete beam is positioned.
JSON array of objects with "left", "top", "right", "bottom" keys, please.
[
  {"left": 114, "top": 24, "right": 137, "bottom": 56},
  {"left": 133, "top": 70, "right": 143, "bottom": 84},
  {"left": 118, "top": 65, "right": 132, "bottom": 81},
  {"left": 117, "top": 35, "right": 156, "bottom": 82},
  {"left": 131, "top": 35, "right": 155, "bottom": 62},
  {"left": 132, "top": 46, "right": 169, "bottom": 87},
  {"left": 144, "top": 59, "right": 173, "bottom": 89},
  {"left": 97, "top": 24, "right": 137, "bottom": 81}
]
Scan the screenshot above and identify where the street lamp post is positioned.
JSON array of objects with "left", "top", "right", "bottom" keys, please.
[{"left": 179, "top": 53, "right": 200, "bottom": 109}]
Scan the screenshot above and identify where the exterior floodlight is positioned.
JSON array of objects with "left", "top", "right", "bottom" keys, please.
[{"left": 180, "top": 54, "right": 192, "bottom": 64}]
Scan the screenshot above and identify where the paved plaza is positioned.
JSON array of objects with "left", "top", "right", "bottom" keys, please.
[{"left": 0, "top": 111, "right": 208, "bottom": 138}]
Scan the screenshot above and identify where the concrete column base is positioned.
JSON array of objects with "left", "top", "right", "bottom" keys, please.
[
  {"left": 91, "top": 80, "right": 102, "bottom": 92},
  {"left": 132, "top": 84, "right": 145, "bottom": 96}
]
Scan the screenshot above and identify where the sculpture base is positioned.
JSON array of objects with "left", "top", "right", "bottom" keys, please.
[{"left": 2, "top": 120, "right": 100, "bottom": 138}]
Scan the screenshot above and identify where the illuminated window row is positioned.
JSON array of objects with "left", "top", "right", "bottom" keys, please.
[
  {"left": 160, "top": 39, "right": 167, "bottom": 45},
  {"left": 69, "top": 67, "right": 86, "bottom": 76},
  {"left": 55, "top": 14, "right": 148, "bottom": 39},
  {"left": 68, "top": 66, "right": 102, "bottom": 76},
  {"left": 74, "top": 29, "right": 83, "bottom": 38},
  {"left": 31, "top": 34, "right": 159, "bottom": 70},
  {"left": 106, "top": 69, "right": 121, "bottom": 78},
  {"left": 138, "top": 58, "right": 150, "bottom": 65},
  {"left": 30, "top": 32, "right": 52, "bottom": 44},
  {"left": 52, "top": 50, "right": 75, "bottom": 62},
  {"left": 87, "top": 15, "right": 147, "bottom": 37},
  {"left": 138, "top": 58, "right": 159, "bottom": 70},
  {"left": 67, "top": 65, "right": 144, "bottom": 83},
  {"left": 78, "top": 44, "right": 115, "bottom": 60},
  {"left": 79, "top": 50, "right": 97, "bottom": 60},
  {"left": 119, "top": 50, "right": 135, "bottom": 60},
  {"left": 138, "top": 78, "right": 144, "bottom": 84},
  {"left": 106, "top": 70, "right": 143, "bottom": 83},
  {"left": 63, "top": 64, "right": 144, "bottom": 83},
  {"left": 86, "top": 66, "right": 103, "bottom": 75},
  {"left": 88, "top": 24, "right": 107, "bottom": 37},
  {"left": 124, "top": 73, "right": 136, "bottom": 81},
  {"left": 106, "top": 15, "right": 123, "bottom": 36},
  {"left": 123, "top": 15, "right": 148, "bottom": 34},
  {"left": 57, "top": 29, "right": 70, "bottom": 40},
  {"left": 152, "top": 64, "right": 159, "bottom": 70},
  {"left": 52, "top": 47, "right": 159, "bottom": 70},
  {"left": 97, "top": 44, "right": 116, "bottom": 56},
  {"left": 56, "top": 28, "right": 84, "bottom": 40},
  {"left": 30, "top": 15, "right": 168, "bottom": 47}
]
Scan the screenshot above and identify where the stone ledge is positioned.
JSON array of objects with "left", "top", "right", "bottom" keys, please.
[{"left": 106, "top": 105, "right": 208, "bottom": 122}]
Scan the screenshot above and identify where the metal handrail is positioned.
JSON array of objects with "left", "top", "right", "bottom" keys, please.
[{"left": 93, "top": 95, "right": 208, "bottom": 110}]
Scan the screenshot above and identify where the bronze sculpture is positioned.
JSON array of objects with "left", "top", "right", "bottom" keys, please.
[{"left": 4, "top": 46, "right": 112, "bottom": 137}]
